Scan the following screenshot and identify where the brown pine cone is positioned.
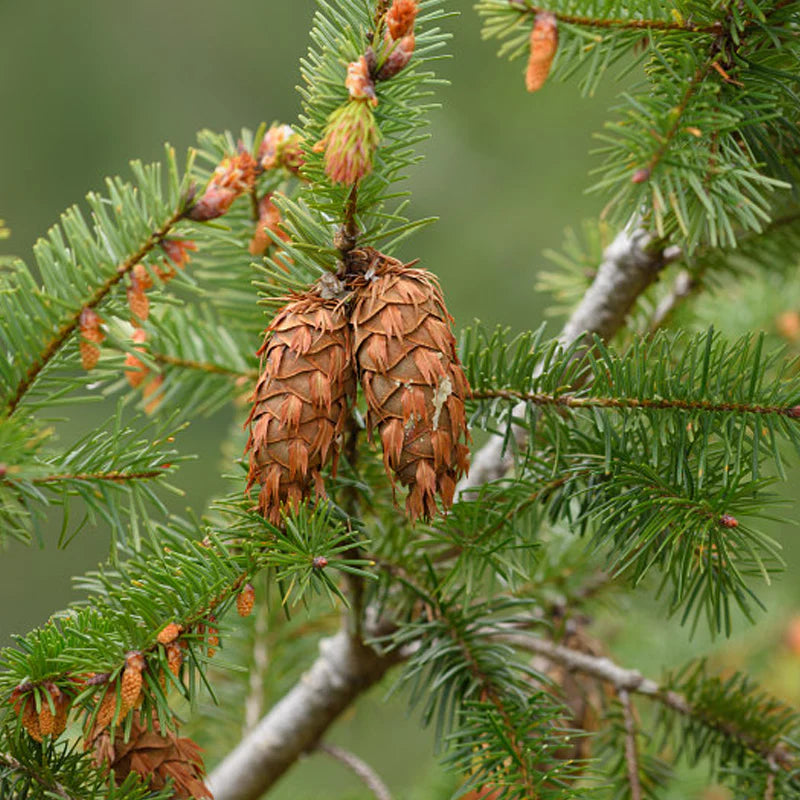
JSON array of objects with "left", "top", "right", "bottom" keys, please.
[
  {"left": 246, "top": 286, "right": 355, "bottom": 525},
  {"left": 91, "top": 710, "right": 211, "bottom": 799},
  {"left": 350, "top": 248, "right": 470, "bottom": 521}
]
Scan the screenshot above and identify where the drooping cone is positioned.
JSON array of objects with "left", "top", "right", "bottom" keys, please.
[
  {"left": 91, "top": 710, "right": 211, "bottom": 799},
  {"left": 246, "top": 286, "right": 355, "bottom": 525},
  {"left": 350, "top": 248, "right": 470, "bottom": 521}
]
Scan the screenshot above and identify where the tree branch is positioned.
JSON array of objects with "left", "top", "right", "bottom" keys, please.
[
  {"left": 497, "top": 633, "right": 794, "bottom": 774},
  {"left": 207, "top": 626, "right": 403, "bottom": 800},
  {"left": 618, "top": 689, "right": 643, "bottom": 800},
  {"left": 0, "top": 752, "right": 76, "bottom": 800},
  {"left": 459, "top": 228, "right": 679, "bottom": 494},
  {"left": 4, "top": 207, "right": 186, "bottom": 417},
  {"left": 508, "top": 2, "right": 723, "bottom": 34},
  {"left": 316, "top": 742, "right": 393, "bottom": 800},
  {"left": 470, "top": 387, "right": 800, "bottom": 419}
]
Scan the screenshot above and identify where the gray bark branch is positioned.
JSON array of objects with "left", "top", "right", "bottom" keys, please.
[
  {"left": 317, "top": 743, "right": 393, "bottom": 800},
  {"left": 498, "top": 633, "right": 792, "bottom": 773},
  {"left": 459, "top": 228, "right": 677, "bottom": 495},
  {"left": 207, "top": 629, "right": 401, "bottom": 800}
]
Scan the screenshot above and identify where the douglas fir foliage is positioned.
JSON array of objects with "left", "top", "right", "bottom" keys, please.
[{"left": 1, "top": 1, "right": 800, "bottom": 799}]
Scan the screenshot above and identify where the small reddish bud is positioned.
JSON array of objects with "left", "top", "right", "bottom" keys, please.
[
  {"left": 79, "top": 308, "right": 105, "bottom": 370},
  {"left": 346, "top": 56, "right": 378, "bottom": 106},
  {"left": 785, "top": 405, "right": 800, "bottom": 419},
  {"left": 312, "top": 556, "right": 329, "bottom": 570},
  {"left": 127, "top": 277, "right": 149, "bottom": 322},
  {"left": 378, "top": 33, "right": 415, "bottom": 80},
  {"left": 719, "top": 513, "right": 739, "bottom": 528},
  {"left": 187, "top": 185, "right": 238, "bottom": 221},
  {"left": 631, "top": 167, "right": 651, "bottom": 184},
  {"left": 125, "top": 651, "right": 145, "bottom": 672},
  {"left": 161, "top": 238, "right": 196, "bottom": 269},
  {"left": 249, "top": 194, "right": 289, "bottom": 256},
  {"left": 211, "top": 151, "right": 259, "bottom": 194},
  {"left": 132, "top": 263, "right": 153, "bottom": 290},
  {"left": 258, "top": 124, "right": 305, "bottom": 173},
  {"left": 125, "top": 328, "right": 149, "bottom": 389},
  {"left": 79, "top": 308, "right": 104, "bottom": 344},
  {"left": 386, "top": 0, "right": 418, "bottom": 40},
  {"left": 0, "top": 464, "right": 7, "bottom": 478},
  {"left": 526, "top": 11, "right": 558, "bottom": 92}
]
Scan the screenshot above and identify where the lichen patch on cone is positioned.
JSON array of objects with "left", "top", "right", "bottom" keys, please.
[
  {"left": 350, "top": 249, "right": 470, "bottom": 521},
  {"left": 246, "top": 288, "right": 355, "bottom": 525}
]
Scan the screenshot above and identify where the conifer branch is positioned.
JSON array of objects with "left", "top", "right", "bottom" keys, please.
[
  {"left": 316, "top": 743, "right": 393, "bottom": 800},
  {"left": 470, "top": 387, "right": 800, "bottom": 419},
  {"left": 498, "top": 634, "right": 795, "bottom": 773},
  {"left": 4, "top": 207, "right": 186, "bottom": 417},
  {"left": 17, "top": 469, "right": 168, "bottom": 486},
  {"left": 507, "top": 3, "right": 722, "bottom": 34},
  {"left": 0, "top": 752, "right": 75, "bottom": 800},
  {"left": 461, "top": 228, "right": 677, "bottom": 492},
  {"left": 647, "top": 269, "right": 697, "bottom": 332},
  {"left": 147, "top": 351, "right": 256, "bottom": 380}
]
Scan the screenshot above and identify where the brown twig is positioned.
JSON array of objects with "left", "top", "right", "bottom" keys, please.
[
  {"left": 508, "top": 2, "right": 723, "bottom": 34},
  {"left": 148, "top": 351, "right": 258, "bottom": 380},
  {"left": 495, "top": 634, "right": 794, "bottom": 773},
  {"left": 0, "top": 752, "right": 76, "bottom": 800},
  {"left": 469, "top": 388, "right": 800, "bottom": 419},
  {"left": 14, "top": 469, "right": 168, "bottom": 485}
]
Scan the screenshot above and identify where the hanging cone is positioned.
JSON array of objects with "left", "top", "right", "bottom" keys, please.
[
  {"left": 350, "top": 248, "right": 470, "bottom": 521},
  {"left": 91, "top": 710, "right": 211, "bottom": 799},
  {"left": 246, "top": 286, "right": 355, "bottom": 525}
]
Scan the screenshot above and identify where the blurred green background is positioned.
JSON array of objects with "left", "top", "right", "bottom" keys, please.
[{"left": 1, "top": 2, "right": 799, "bottom": 799}]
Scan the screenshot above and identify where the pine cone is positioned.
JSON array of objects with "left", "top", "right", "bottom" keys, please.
[
  {"left": 91, "top": 710, "right": 211, "bottom": 799},
  {"left": 350, "top": 248, "right": 470, "bottom": 521},
  {"left": 246, "top": 287, "right": 355, "bottom": 525}
]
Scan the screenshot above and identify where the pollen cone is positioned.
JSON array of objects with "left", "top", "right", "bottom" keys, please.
[
  {"left": 350, "top": 248, "right": 470, "bottom": 521},
  {"left": 246, "top": 286, "right": 355, "bottom": 525}
]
